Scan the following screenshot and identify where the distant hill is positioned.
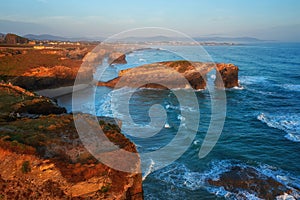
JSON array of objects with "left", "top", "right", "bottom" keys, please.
[
  {"left": 193, "top": 36, "right": 266, "bottom": 43},
  {"left": 24, "top": 34, "right": 103, "bottom": 42},
  {"left": 114, "top": 36, "right": 176, "bottom": 42},
  {"left": 107, "top": 35, "right": 266, "bottom": 43},
  {"left": 22, "top": 33, "right": 266, "bottom": 43},
  {"left": 24, "top": 34, "right": 70, "bottom": 41}
]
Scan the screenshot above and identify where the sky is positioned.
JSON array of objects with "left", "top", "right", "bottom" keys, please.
[{"left": 0, "top": 0, "right": 299, "bottom": 41}]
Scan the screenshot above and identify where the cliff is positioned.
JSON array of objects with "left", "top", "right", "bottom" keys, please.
[
  {"left": 0, "top": 47, "right": 93, "bottom": 90},
  {"left": 98, "top": 60, "right": 239, "bottom": 89},
  {"left": 0, "top": 83, "right": 143, "bottom": 199},
  {"left": 0, "top": 47, "right": 129, "bottom": 91}
]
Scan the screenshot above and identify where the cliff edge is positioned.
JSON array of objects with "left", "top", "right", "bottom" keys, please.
[{"left": 0, "top": 83, "right": 143, "bottom": 199}]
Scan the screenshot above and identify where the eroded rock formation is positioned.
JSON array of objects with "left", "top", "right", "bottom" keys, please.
[
  {"left": 215, "top": 63, "right": 239, "bottom": 88},
  {"left": 98, "top": 60, "right": 239, "bottom": 89}
]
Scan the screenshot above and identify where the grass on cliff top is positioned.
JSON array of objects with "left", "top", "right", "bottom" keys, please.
[
  {"left": 0, "top": 49, "right": 81, "bottom": 77},
  {"left": 0, "top": 85, "right": 34, "bottom": 113},
  {"left": 166, "top": 60, "right": 194, "bottom": 73}
]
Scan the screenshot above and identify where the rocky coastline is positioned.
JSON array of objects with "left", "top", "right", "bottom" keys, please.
[
  {"left": 0, "top": 83, "right": 143, "bottom": 199},
  {"left": 0, "top": 44, "right": 239, "bottom": 199}
]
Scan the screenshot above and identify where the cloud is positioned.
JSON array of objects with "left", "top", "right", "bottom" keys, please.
[
  {"left": 36, "top": 0, "right": 48, "bottom": 3},
  {"left": 0, "top": 19, "right": 52, "bottom": 35}
]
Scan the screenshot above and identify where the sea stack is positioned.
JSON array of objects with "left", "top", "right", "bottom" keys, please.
[{"left": 215, "top": 63, "right": 239, "bottom": 88}]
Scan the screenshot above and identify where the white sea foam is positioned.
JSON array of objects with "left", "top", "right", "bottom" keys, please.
[
  {"left": 257, "top": 113, "right": 300, "bottom": 142},
  {"left": 248, "top": 88, "right": 276, "bottom": 95},
  {"left": 276, "top": 193, "right": 296, "bottom": 200},
  {"left": 282, "top": 84, "right": 300, "bottom": 92},
  {"left": 234, "top": 85, "right": 245, "bottom": 90},
  {"left": 164, "top": 122, "right": 171, "bottom": 128},
  {"left": 165, "top": 103, "right": 197, "bottom": 113},
  {"left": 193, "top": 140, "right": 200, "bottom": 145},
  {"left": 177, "top": 114, "right": 186, "bottom": 121},
  {"left": 239, "top": 76, "right": 268, "bottom": 85},
  {"left": 142, "top": 159, "right": 155, "bottom": 181},
  {"left": 285, "top": 133, "right": 300, "bottom": 142},
  {"left": 210, "top": 74, "right": 216, "bottom": 80}
]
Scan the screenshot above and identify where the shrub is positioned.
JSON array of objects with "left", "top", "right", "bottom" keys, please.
[
  {"left": 21, "top": 161, "right": 31, "bottom": 173},
  {"left": 100, "top": 184, "right": 110, "bottom": 193}
]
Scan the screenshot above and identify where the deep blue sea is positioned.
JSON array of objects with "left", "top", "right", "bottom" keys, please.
[{"left": 58, "top": 43, "right": 300, "bottom": 199}]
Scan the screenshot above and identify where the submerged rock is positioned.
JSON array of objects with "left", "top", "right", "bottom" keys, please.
[
  {"left": 108, "top": 52, "right": 127, "bottom": 65},
  {"left": 207, "top": 166, "right": 298, "bottom": 199},
  {"left": 98, "top": 60, "right": 239, "bottom": 89}
]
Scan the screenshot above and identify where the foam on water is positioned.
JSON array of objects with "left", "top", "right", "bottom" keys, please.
[
  {"left": 164, "top": 122, "right": 171, "bottom": 128},
  {"left": 282, "top": 84, "right": 300, "bottom": 92},
  {"left": 276, "top": 193, "right": 296, "bottom": 200},
  {"left": 143, "top": 159, "right": 156, "bottom": 181},
  {"left": 165, "top": 103, "right": 198, "bottom": 113},
  {"left": 239, "top": 76, "right": 269, "bottom": 85},
  {"left": 232, "top": 85, "right": 245, "bottom": 90},
  {"left": 257, "top": 113, "right": 300, "bottom": 142}
]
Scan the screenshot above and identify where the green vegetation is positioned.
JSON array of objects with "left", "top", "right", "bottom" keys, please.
[
  {"left": 21, "top": 161, "right": 31, "bottom": 173},
  {"left": 0, "top": 86, "right": 34, "bottom": 113},
  {"left": 100, "top": 184, "right": 111, "bottom": 193}
]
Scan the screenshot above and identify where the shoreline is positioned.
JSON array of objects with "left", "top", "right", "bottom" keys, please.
[{"left": 35, "top": 83, "right": 92, "bottom": 98}]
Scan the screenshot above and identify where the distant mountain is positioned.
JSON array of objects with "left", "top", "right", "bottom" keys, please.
[
  {"left": 23, "top": 34, "right": 104, "bottom": 42},
  {"left": 22, "top": 34, "right": 266, "bottom": 43},
  {"left": 107, "top": 35, "right": 266, "bottom": 43},
  {"left": 115, "top": 36, "right": 176, "bottom": 42},
  {"left": 24, "top": 34, "right": 68, "bottom": 41},
  {"left": 193, "top": 36, "right": 266, "bottom": 43}
]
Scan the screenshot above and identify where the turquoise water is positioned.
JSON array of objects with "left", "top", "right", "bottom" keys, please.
[{"left": 58, "top": 43, "right": 300, "bottom": 199}]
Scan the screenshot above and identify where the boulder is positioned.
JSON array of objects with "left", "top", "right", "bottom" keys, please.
[
  {"left": 108, "top": 52, "right": 127, "bottom": 65},
  {"left": 207, "top": 166, "right": 297, "bottom": 199}
]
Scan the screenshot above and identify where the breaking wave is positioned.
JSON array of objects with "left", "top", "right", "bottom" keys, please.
[{"left": 257, "top": 113, "right": 300, "bottom": 142}]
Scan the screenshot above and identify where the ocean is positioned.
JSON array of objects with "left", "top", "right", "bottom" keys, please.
[{"left": 57, "top": 43, "right": 300, "bottom": 199}]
